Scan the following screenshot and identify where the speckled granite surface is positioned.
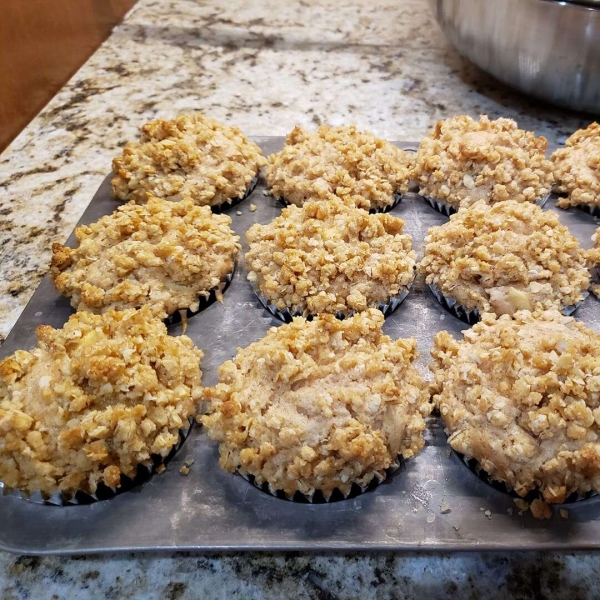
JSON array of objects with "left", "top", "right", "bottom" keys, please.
[
  {"left": 1, "top": 551, "right": 600, "bottom": 599},
  {"left": 0, "top": 0, "right": 599, "bottom": 597}
]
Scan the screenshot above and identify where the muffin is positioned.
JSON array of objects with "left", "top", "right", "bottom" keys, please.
[
  {"left": 51, "top": 198, "right": 240, "bottom": 319},
  {"left": 112, "top": 113, "right": 266, "bottom": 209},
  {"left": 551, "top": 123, "right": 600, "bottom": 213},
  {"left": 202, "top": 309, "right": 431, "bottom": 500},
  {"left": 413, "top": 115, "right": 553, "bottom": 214},
  {"left": 431, "top": 310, "right": 600, "bottom": 510},
  {"left": 246, "top": 198, "right": 417, "bottom": 320},
  {"left": 420, "top": 200, "right": 590, "bottom": 321},
  {"left": 265, "top": 125, "right": 412, "bottom": 212},
  {"left": 0, "top": 307, "right": 202, "bottom": 500}
]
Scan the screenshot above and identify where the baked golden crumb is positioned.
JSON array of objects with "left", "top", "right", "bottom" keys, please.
[
  {"left": 413, "top": 115, "right": 553, "bottom": 209},
  {"left": 202, "top": 310, "right": 431, "bottom": 498},
  {"left": 431, "top": 310, "right": 600, "bottom": 506},
  {"left": 51, "top": 198, "right": 240, "bottom": 318},
  {"left": 0, "top": 307, "right": 202, "bottom": 497},
  {"left": 420, "top": 200, "right": 590, "bottom": 315},
  {"left": 112, "top": 113, "right": 266, "bottom": 207},
  {"left": 551, "top": 123, "right": 600, "bottom": 209},
  {"left": 265, "top": 125, "right": 412, "bottom": 211},
  {"left": 588, "top": 227, "right": 600, "bottom": 299},
  {"left": 246, "top": 198, "right": 416, "bottom": 316}
]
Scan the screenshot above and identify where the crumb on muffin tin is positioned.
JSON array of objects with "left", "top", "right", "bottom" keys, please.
[
  {"left": 246, "top": 198, "right": 417, "bottom": 317},
  {"left": 413, "top": 115, "right": 554, "bottom": 210},
  {"left": 201, "top": 309, "right": 432, "bottom": 499},
  {"left": 0, "top": 307, "right": 203, "bottom": 498},
  {"left": 431, "top": 309, "right": 600, "bottom": 505},
  {"left": 265, "top": 125, "right": 412, "bottom": 211},
  {"left": 111, "top": 113, "right": 266, "bottom": 208},
  {"left": 420, "top": 200, "right": 591, "bottom": 316},
  {"left": 51, "top": 198, "right": 240, "bottom": 318},
  {"left": 552, "top": 122, "right": 600, "bottom": 210}
]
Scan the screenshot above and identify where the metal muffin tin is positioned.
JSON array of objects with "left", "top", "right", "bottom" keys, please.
[{"left": 1, "top": 137, "right": 600, "bottom": 555}]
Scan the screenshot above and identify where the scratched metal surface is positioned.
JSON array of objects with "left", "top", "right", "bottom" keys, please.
[{"left": 1, "top": 137, "right": 600, "bottom": 555}]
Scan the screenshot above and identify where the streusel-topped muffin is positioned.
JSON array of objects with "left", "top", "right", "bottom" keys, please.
[
  {"left": 0, "top": 307, "right": 202, "bottom": 498},
  {"left": 552, "top": 123, "right": 600, "bottom": 211},
  {"left": 112, "top": 113, "right": 266, "bottom": 208},
  {"left": 265, "top": 125, "right": 412, "bottom": 211},
  {"left": 202, "top": 310, "right": 431, "bottom": 499},
  {"left": 420, "top": 200, "right": 590, "bottom": 316},
  {"left": 413, "top": 115, "right": 553, "bottom": 210},
  {"left": 51, "top": 198, "right": 239, "bottom": 318},
  {"left": 431, "top": 310, "right": 600, "bottom": 507},
  {"left": 246, "top": 198, "right": 416, "bottom": 317}
]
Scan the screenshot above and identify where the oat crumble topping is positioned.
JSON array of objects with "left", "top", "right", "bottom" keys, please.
[
  {"left": 202, "top": 310, "right": 431, "bottom": 497},
  {"left": 265, "top": 125, "right": 412, "bottom": 211},
  {"left": 112, "top": 113, "right": 266, "bottom": 207},
  {"left": 552, "top": 123, "right": 600, "bottom": 209},
  {"left": 0, "top": 307, "right": 203, "bottom": 497},
  {"left": 420, "top": 200, "right": 590, "bottom": 315},
  {"left": 413, "top": 115, "right": 553, "bottom": 209},
  {"left": 246, "top": 198, "right": 416, "bottom": 316},
  {"left": 431, "top": 310, "right": 600, "bottom": 505},
  {"left": 51, "top": 198, "right": 240, "bottom": 317}
]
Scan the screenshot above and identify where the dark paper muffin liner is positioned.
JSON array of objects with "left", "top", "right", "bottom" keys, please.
[
  {"left": 236, "top": 456, "right": 403, "bottom": 503},
  {"left": 165, "top": 267, "right": 235, "bottom": 326},
  {"left": 422, "top": 192, "right": 551, "bottom": 218},
  {"left": 578, "top": 203, "right": 600, "bottom": 219},
  {"left": 277, "top": 192, "right": 404, "bottom": 214},
  {"left": 252, "top": 275, "right": 415, "bottom": 324},
  {"left": 428, "top": 282, "right": 588, "bottom": 326},
  {"left": 453, "top": 449, "right": 597, "bottom": 505},
  {"left": 211, "top": 176, "right": 258, "bottom": 214},
  {"left": 0, "top": 418, "right": 194, "bottom": 506}
]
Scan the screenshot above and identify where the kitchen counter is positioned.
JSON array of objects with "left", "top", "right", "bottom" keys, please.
[{"left": 0, "top": 0, "right": 597, "bottom": 597}]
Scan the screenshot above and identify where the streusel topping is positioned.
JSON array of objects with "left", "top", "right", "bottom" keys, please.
[
  {"left": 112, "top": 113, "right": 266, "bottom": 207},
  {"left": 431, "top": 310, "right": 600, "bottom": 504},
  {"left": 202, "top": 310, "right": 431, "bottom": 498},
  {"left": 265, "top": 125, "right": 412, "bottom": 211},
  {"left": 51, "top": 198, "right": 240, "bottom": 317},
  {"left": 420, "top": 200, "right": 590, "bottom": 315},
  {"left": 552, "top": 123, "right": 600, "bottom": 209},
  {"left": 0, "top": 307, "right": 203, "bottom": 497},
  {"left": 413, "top": 115, "right": 553, "bottom": 209},
  {"left": 246, "top": 198, "right": 416, "bottom": 316}
]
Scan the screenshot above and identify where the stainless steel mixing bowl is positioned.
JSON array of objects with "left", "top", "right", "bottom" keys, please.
[{"left": 429, "top": 0, "right": 600, "bottom": 113}]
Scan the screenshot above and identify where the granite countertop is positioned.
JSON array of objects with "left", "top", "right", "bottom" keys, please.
[{"left": 0, "top": 0, "right": 597, "bottom": 597}]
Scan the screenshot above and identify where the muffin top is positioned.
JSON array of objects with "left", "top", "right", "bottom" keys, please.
[
  {"left": 552, "top": 123, "right": 600, "bottom": 209},
  {"left": 51, "top": 198, "right": 240, "bottom": 318},
  {"left": 413, "top": 115, "right": 553, "bottom": 209},
  {"left": 246, "top": 198, "right": 417, "bottom": 316},
  {"left": 420, "top": 200, "right": 590, "bottom": 315},
  {"left": 431, "top": 310, "right": 600, "bottom": 504},
  {"left": 0, "top": 307, "right": 203, "bottom": 497},
  {"left": 112, "top": 113, "right": 266, "bottom": 207},
  {"left": 202, "top": 309, "right": 431, "bottom": 498},
  {"left": 265, "top": 125, "right": 412, "bottom": 211}
]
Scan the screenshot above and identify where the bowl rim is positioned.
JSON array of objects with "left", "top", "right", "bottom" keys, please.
[{"left": 541, "top": 0, "right": 600, "bottom": 9}]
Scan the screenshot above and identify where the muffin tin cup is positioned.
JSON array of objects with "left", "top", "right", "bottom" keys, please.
[
  {"left": 453, "top": 449, "right": 597, "bottom": 506},
  {"left": 428, "top": 282, "right": 588, "bottom": 326},
  {"left": 422, "top": 192, "right": 552, "bottom": 218},
  {"left": 277, "top": 193, "right": 404, "bottom": 215},
  {"left": 252, "top": 277, "right": 415, "bottom": 324},
  {"left": 210, "top": 176, "right": 259, "bottom": 214},
  {"left": 236, "top": 457, "right": 402, "bottom": 504},
  {"left": 165, "top": 267, "right": 235, "bottom": 327},
  {"left": 0, "top": 418, "right": 195, "bottom": 506}
]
